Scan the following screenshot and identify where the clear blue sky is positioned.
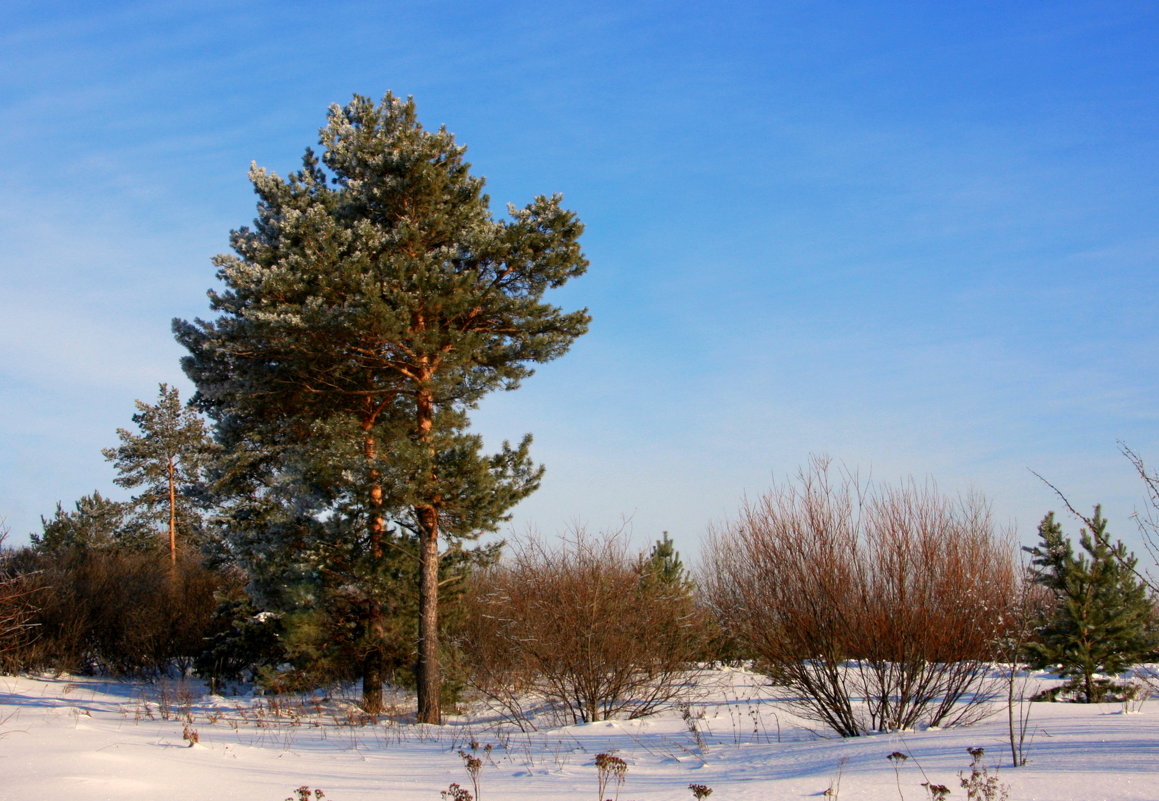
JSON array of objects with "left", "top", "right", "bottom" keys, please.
[{"left": 2, "top": 1, "right": 1157, "bottom": 562}]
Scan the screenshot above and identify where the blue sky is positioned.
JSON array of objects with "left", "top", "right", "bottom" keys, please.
[{"left": 2, "top": 1, "right": 1157, "bottom": 562}]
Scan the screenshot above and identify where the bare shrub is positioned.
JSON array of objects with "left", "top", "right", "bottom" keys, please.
[
  {"left": 4, "top": 546, "right": 238, "bottom": 675},
  {"left": 1111, "top": 443, "right": 1159, "bottom": 591},
  {"left": 703, "top": 458, "right": 1018, "bottom": 737},
  {"left": 0, "top": 526, "right": 41, "bottom": 668},
  {"left": 461, "top": 531, "right": 704, "bottom": 725},
  {"left": 0, "top": 572, "right": 38, "bottom": 668}
]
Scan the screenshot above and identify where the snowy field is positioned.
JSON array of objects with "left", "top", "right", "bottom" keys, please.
[{"left": 1, "top": 667, "right": 1156, "bottom": 801}]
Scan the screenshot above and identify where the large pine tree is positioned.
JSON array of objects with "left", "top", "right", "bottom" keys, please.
[
  {"left": 175, "top": 93, "right": 589, "bottom": 720},
  {"left": 1025, "top": 508, "right": 1157, "bottom": 701}
]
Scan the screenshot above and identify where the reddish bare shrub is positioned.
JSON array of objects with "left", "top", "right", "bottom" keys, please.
[
  {"left": 0, "top": 528, "right": 40, "bottom": 668},
  {"left": 460, "top": 531, "right": 705, "bottom": 725},
  {"left": 703, "top": 458, "right": 1018, "bottom": 737},
  {"left": 3, "top": 546, "right": 238, "bottom": 676}
]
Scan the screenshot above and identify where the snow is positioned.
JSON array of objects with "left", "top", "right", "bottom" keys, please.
[{"left": 1, "top": 667, "right": 1156, "bottom": 801}]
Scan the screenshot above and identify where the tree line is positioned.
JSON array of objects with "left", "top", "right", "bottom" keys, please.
[{"left": 1, "top": 94, "right": 1156, "bottom": 734}]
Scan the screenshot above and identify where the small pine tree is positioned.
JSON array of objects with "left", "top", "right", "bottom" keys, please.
[
  {"left": 32, "top": 491, "right": 154, "bottom": 555},
  {"left": 1024, "top": 508, "right": 1158, "bottom": 701},
  {"left": 102, "top": 384, "right": 218, "bottom": 567},
  {"left": 638, "top": 532, "right": 692, "bottom": 592}
]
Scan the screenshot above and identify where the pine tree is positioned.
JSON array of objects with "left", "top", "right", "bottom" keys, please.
[
  {"left": 175, "top": 93, "right": 589, "bottom": 719},
  {"left": 102, "top": 384, "right": 218, "bottom": 567},
  {"left": 32, "top": 491, "right": 153, "bottom": 555},
  {"left": 1025, "top": 508, "right": 1158, "bottom": 701},
  {"left": 637, "top": 532, "right": 692, "bottom": 592}
]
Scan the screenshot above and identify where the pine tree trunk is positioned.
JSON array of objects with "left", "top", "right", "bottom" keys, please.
[
  {"left": 167, "top": 456, "right": 178, "bottom": 569},
  {"left": 416, "top": 507, "right": 441, "bottom": 723},
  {"left": 362, "top": 419, "right": 388, "bottom": 715},
  {"left": 362, "top": 598, "right": 386, "bottom": 715},
  {"left": 414, "top": 379, "right": 442, "bottom": 724}
]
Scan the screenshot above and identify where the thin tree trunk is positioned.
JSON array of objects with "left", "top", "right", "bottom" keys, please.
[
  {"left": 1008, "top": 666, "right": 1019, "bottom": 766},
  {"left": 167, "top": 456, "right": 178, "bottom": 569}
]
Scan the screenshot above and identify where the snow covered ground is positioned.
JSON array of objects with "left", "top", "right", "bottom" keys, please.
[{"left": 1, "top": 667, "right": 1156, "bottom": 801}]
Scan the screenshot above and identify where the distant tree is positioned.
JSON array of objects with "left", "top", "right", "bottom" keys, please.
[
  {"left": 102, "top": 383, "right": 217, "bottom": 566},
  {"left": 32, "top": 491, "right": 152, "bottom": 556},
  {"left": 175, "top": 93, "right": 589, "bottom": 719},
  {"left": 637, "top": 531, "right": 692, "bottom": 592},
  {"left": 1024, "top": 508, "right": 1158, "bottom": 702}
]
